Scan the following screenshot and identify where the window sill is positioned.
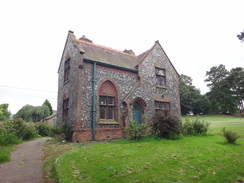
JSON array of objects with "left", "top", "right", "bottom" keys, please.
[
  {"left": 98, "top": 120, "right": 119, "bottom": 125},
  {"left": 156, "top": 85, "right": 167, "bottom": 89}
]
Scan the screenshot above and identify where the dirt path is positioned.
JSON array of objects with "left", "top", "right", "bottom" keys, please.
[{"left": 0, "top": 137, "right": 50, "bottom": 183}]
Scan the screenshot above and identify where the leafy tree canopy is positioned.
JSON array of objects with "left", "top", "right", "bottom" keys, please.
[
  {"left": 205, "top": 65, "right": 244, "bottom": 114},
  {"left": 0, "top": 103, "right": 11, "bottom": 121},
  {"left": 180, "top": 74, "right": 210, "bottom": 115},
  {"left": 43, "top": 99, "right": 53, "bottom": 115},
  {"left": 14, "top": 102, "right": 50, "bottom": 122},
  {"left": 205, "top": 64, "right": 228, "bottom": 88}
]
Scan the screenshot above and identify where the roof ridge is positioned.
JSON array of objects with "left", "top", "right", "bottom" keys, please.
[{"left": 78, "top": 39, "right": 137, "bottom": 57}]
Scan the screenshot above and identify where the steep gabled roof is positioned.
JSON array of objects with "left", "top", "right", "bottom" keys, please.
[
  {"left": 74, "top": 34, "right": 139, "bottom": 70},
  {"left": 136, "top": 40, "right": 180, "bottom": 76},
  {"left": 59, "top": 31, "right": 179, "bottom": 76}
]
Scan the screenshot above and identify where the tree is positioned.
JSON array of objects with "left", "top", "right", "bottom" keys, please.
[
  {"left": 0, "top": 103, "right": 11, "bottom": 121},
  {"left": 227, "top": 67, "right": 244, "bottom": 113},
  {"left": 237, "top": 30, "right": 244, "bottom": 42},
  {"left": 43, "top": 99, "right": 53, "bottom": 115},
  {"left": 205, "top": 65, "right": 243, "bottom": 114},
  {"left": 205, "top": 64, "right": 229, "bottom": 89},
  {"left": 14, "top": 104, "right": 50, "bottom": 122},
  {"left": 179, "top": 74, "right": 210, "bottom": 115}
]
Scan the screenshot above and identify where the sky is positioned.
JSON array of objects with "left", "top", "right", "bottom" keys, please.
[{"left": 0, "top": 0, "right": 243, "bottom": 114}]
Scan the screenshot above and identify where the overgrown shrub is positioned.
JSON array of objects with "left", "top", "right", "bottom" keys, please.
[
  {"left": 125, "top": 120, "right": 148, "bottom": 140},
  {"left": 34, "top": 121, "right": 73, "bottom": 141},
  {"left": 60, "top": 122, "right": 73, "bottom": 142},
  {"left": 222, "top": 127, "right": 240, "bottom": 144},
  {"left": 35, "top": 122, "right": 53, "bottom": 136},
  {"left": 50, "top": 122, "right": 73, "bottom": 142},
  {"left": 20, "top": 123, "right": 38, "bottom": 140},
  {"left": 0, "top": 125, "right": 20, "bottom": 146},
  {"left": 150, "top": 111, "right": 182, "bottom": 139},
  {"left": 3, "top": 119, "right": 38, "bottom": 140},
  {"left": 10, "top": 118, "right": 37, "bottom": 140},
  {"left": 182, "top": 117, "right": 210, "bottom": 135}
]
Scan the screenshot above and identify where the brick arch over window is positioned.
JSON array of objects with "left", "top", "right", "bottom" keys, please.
[{"left": 98, "top": 80, "right": 118, "bottom": 121}]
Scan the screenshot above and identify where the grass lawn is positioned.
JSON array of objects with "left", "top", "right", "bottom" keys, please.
[
  {"left": 53, "top": 115, "right": 244, "bottom": 183},
  {"left": 181, "top": 115, "right": 244, "bottom": 138}
]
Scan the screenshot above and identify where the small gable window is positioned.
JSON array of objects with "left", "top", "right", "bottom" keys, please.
[
  {"left": 64, "top": 58, "right": 70, "bottom": 83},
  {"left": 155, "top": 67, "right": 166, "bottom": 87},
  {"left": 63, "top": 98, "right": 69, "bottom": 121},
  {"left": 155, "top": 101, "right": 170, "bottom": 112}
]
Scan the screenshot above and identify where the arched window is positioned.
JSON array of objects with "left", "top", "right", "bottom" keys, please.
[{"left": 98, "top": 80, "right": 118, "bottom": 121}]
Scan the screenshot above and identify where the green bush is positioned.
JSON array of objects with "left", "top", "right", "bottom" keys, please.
[
  {"left": 182, "top": 117, "right": 210, "bottom": 135},
  {"left": 125, "top": 120, "right": 148, "bottom": 140},
  {"left": 11, "top": 119, "right": 38, "bottom": 140},
  {"left": 20, "top": 123, "right": 38, "bottom": 140},
  {"left": 222, "top": 128, "right": 240, "bottom": 144},
  {"left": 0, "top": 126, "right": 20, "bottom": 146},
  {"left": 50, "top": 122, "right": 73, "bottom": 142},
  {"left": 4, "top": 119, "right": 38, "bottom": 140},
  {"left": 35, "top": 122, "right": 53, "bottom": 136},
  {"left": 60, "top": 122, "right": 73, "bottom": 142},
  {"left": 150, "top": 111, "right": 182, "bottom": 139},
  {"left": 10, "top": 118, "right": 27, "bottom": 138}
]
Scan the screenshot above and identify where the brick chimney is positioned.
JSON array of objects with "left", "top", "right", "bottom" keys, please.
[{"left": 123, "top": 49, "right": 135, "bottom": 55}]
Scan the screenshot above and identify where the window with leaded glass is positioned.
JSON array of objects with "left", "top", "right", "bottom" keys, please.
[
  {"left": 64, "top": 58, "right": 70, "bottom": 83},
  {"left": 155, "top": 101, "right": 170, "bottom": 112},
  {"left": 155, "top": 67, "right": 166, "bottom": 87},
  {"left": 99, "top": 96, "right": 115, "bottom": 120},
  {"left": 63, "top": 98, "right": 69, "bottom": 121}
]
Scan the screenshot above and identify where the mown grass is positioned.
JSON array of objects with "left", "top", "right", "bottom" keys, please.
[
  {"left": 52, "top": 115, "right": 244, "bottom": 183},
  {"left": 181, "top": 115, "right": 244, "bottom": 138}
]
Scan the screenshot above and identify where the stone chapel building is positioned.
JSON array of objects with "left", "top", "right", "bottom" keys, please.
[{"left": 57, "top": 31, "right": 181, "bottom": 142}]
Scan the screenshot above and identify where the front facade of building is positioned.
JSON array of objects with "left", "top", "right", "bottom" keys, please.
[{"left": 57, "top": 31, "right": 181, "bottom": 142}]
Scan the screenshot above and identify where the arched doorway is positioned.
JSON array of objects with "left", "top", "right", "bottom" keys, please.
[{"left": 133, "top": 102, "right": 142, "bottom": 124}]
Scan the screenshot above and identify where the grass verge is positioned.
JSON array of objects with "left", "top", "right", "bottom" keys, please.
[
  {"left": 0, "top": 146, "right": 15, "bottom": 163},
  {"left": 42, "top": 138, "right": 73, "bottom": 183}
]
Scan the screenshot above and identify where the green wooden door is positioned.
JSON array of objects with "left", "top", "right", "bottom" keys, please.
[{"left": 133, "top": 102, "right": 142, "bottom": 124}]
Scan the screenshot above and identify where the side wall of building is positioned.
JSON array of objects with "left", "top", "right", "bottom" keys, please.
[{"left": 57, "top": 34, "right": 83, "bottom": 127}]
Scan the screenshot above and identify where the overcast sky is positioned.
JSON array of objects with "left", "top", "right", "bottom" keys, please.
[{"left": 0, "top": 0, "right": 243, "bottom": 114}]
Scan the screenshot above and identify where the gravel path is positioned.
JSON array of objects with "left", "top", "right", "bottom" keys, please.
[{"left": 0, "top": 137, "right": 50, "bottom": 183}]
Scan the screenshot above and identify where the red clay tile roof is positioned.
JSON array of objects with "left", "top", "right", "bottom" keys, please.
[
  {"left": 76, "top": 39, "right": 140, "bottom": 70},
  {"left": 67, "top": 32, "right": 179, "bottom": 76}
]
